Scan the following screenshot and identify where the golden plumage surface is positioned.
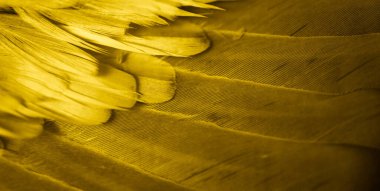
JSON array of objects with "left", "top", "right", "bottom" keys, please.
[{"left": 1, "top": 0, "right": 380, "bottom": 190}]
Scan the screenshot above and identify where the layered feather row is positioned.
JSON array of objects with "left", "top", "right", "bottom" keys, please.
[{"left": 0, "top": 0, "right": 218, "bottom": 139}]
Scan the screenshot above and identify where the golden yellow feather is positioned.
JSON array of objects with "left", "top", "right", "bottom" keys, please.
[{"left": 0, "top": 0, "right": 218, "bottom": 139}]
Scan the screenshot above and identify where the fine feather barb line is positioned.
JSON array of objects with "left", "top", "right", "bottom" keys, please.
[
  {"left": 14, "top": 8, "right": 106, "bottom": 53},
  {"left": 0, "top": 27, "right": 99, "bottom": 76}
]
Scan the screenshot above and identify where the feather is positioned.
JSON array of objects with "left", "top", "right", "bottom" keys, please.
[
  {"left": 0, "top": 15, "right": 99, "bottom": 75},
  {"left": 0, "top": 115, "right": 43, "bottom": 139},
  {"left": 0, "top": 0, "right": 77, "bottom": 9},
  {"left": 67, "top": 64, "right": 138, "bottom": 109},
  {"left": 7, "top": 0, "right": 214, "bottom": 54},
  {"left": 0, "top": 0, "right": 217, "bottom": 139},
  {"left": 192, "top": 0, "right": 380, "bottom": 36},
  {"left": 14, "top": 8, "right": 104, "bottom": 53},
  {"left": 123, "top": 53, "right": 176, "bottom": 103}
]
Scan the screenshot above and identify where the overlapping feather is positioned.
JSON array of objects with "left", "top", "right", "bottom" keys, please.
[
  {"left": 1, "top": 0, "right": 379, "bottom": 190},
  {"left": 0, "top": 0, "right": 217, "bottom": 139}
]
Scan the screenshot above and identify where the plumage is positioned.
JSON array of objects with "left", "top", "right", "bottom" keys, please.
[
  {"left": 0, "top": 0, "right": 217, "bottom": 139},
  {"left": 1, "top": 0, "right": 380, "bottom": 190}
]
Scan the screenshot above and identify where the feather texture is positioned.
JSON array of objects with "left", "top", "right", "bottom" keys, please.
[
  {"left": 1, "top": 0, "right": 380, "bottom": 191},
  {"left": 0, "top": 0, "right": 216, "bottom": 139}
]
